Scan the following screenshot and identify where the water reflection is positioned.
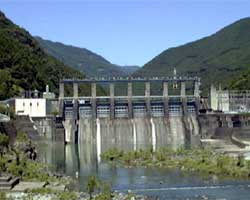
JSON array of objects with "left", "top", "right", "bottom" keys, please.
[
  {"left": 37, "top": 141, "right": 250, "bottom": 199},
  {"left": 38, "top": 141, "right": 66, "bottom": 173},
  {"left": 78, "top": 139, "right": 97, "bottom": 175},
  {"left": 65, "top": 144, "right": 80, "bottom": 176}
]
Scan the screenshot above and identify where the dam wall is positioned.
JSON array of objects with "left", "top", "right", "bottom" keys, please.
[
  {"left": 78, "top": 118, "right": 96, "bottom": 144},
  {"left": 75, "top": 116, "right": 200, "bottom": 156},
  {"left": 63, "top": 119, "right": 76, "bottom": 143},
  {"left": 59, "top": 76, "right": 202, "bottom": 150},
  {"left": 75, "top": 113, "right": 250, "bottom": 152},
  {"left": 36, "top": 111, "right": 250, "bottom": 154}
]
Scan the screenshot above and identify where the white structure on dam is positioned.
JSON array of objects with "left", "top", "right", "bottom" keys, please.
[{"left": 210, "top": 85, "right": 250, "bottom": 113}]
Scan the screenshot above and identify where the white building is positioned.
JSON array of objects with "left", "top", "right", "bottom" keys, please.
[
  {"left": 15, "top": 98, "right": 46, "bottom": 117},
  {"left": 210, "top": 85, "right": 230, "bottom": 112}
]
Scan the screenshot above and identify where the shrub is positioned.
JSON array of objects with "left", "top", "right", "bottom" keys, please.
[
  {"left": 0, "top": 104, "right": 15, "bottom": 119},
  {"left": 0, "top": 134, "right": 9, "bottom": 147},
  {"left": 6, "top": 160, "right": 25, "bottom": 177},
  {"left": 16, "top": 132, "right": 29, "bottom": 143},
  {"left": 0, "top": 133, "right": 9, "bottom": 156},
  {"left": 86, "top": 176, "right": 99, "bottom": 199},
  {"left": 246, "top": 160, "right": 250, "bottom": 170},
  {"left": 237, "top": 155, "right": 245, "bottom": 168},
  {"left": 95, "top": 181, "right": 112, "bottom": 200},
  {"left": 25, "top": 188, "right": 77, "bottom": 200},
  {"left": 101, "top": 148, "right": 123, "bottom": 161},
  {"left": 0, "top": 191, "right": 8, "bottom": 200},
  {"left": 57, "top": 191, "right": 77, "bottom": 200},
  {"left": 216, "top": 155, "right": 231, "bottom": 170},
  {"left": 52, "top": 109, "right": 59, "bottom": 117},
  {"left": 0, "top": 156, "right": 7, "bottom": 172}
]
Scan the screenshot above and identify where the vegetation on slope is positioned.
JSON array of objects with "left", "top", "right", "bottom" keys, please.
[
  {"left": 0, "top": 11, "right": 88, "bottom": 100},
  {"left": 36, "top": 37, "right": 139, "bottom": 77},
  {"left": 118, "top": 65, "right": 140, "bottom": 75},
  {"left": 134, "top": 18, "right": 250, "bottom": 93},
  {"left": 230, "top": 69, "right": 250, "bottom": 90},
  {"left": 0, "top": 132, "right": 53, "bottom": 181}
]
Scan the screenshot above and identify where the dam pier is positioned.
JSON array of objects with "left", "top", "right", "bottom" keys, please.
[{"left": 59, "top": 75, "right": 201, "bottom": 151}]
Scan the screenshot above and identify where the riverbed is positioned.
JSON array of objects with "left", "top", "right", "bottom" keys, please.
[{"left": 37, "top": 141, "right": 250, "bottom": 200}]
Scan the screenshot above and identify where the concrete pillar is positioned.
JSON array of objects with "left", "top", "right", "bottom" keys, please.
[
  {"left": 194, "top": 80, "right": 200, "bottom": 97},
  {"left": 181, "top": 82, "right": 186, "bottom": 97},
  {"left": 59, "top": 82, "right": 64, "bottom": 99},
  {"left": 73, "top": 99, "right": 79, "bottom": 120},
  {"left": 110, "top": 83, "right": 115, "bottom": 119},
  {"left": 163, "top": 82, "right": 169, "bottom": 116},
  {"left": 194, "top": 80, "right": 200, "bottom": 113},
  {"left": 73, "top": 99, "right": 79, "bottom": 143},
  {"left": 181, "top": 82, "right": 187, "bottom": 115},
  {"left": 145, "top": 82, "right": 150, "bottom": 97},
  {"left": 91, "top": 83, "right": 96, "bottom": 118},
  {"left": 127, "top": 82, "right": 133, "bottom": 118},
  {"left": 145, "top": 82, "right": 151, "bottom": 117},
  {"left": 73, "top": 82, "right": 78, "bottom": 98},
  {"left": 59, "top": 82, "right": 64, "bottom": 117},
  {"left": 210, "top": 85, "right": 217, "bottom": 110},
  {"left": 218, "top": 85, "right": 222, "bottom": 111}
]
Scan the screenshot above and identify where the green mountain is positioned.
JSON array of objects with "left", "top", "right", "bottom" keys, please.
[
  {"left": 118, "top": 65, "right": 140, "bottom": 75},
  {"left": 231, "top": 69, "right": 250, "bottom": 90},
  {"left": 0, "top": 11, "right": 91, "bottom": 100},
  {"left": 134, "top": 17, "right": 250, "bottom": 93},
  {"left": 35, "top": 37, "right": 139, "bottom": 77}
]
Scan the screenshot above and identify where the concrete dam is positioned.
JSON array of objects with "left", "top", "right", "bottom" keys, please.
[{"left": 59, "top": 76, "right": 201, "bottom": 157}]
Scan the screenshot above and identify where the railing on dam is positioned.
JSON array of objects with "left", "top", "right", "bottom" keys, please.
[{"left": 59, "top": 76, "right": 201, "bottom": 119}]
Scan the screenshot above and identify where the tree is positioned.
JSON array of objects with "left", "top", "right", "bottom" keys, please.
[
  {"left": 16, "top": 132, "right": 29, "bottom": 143},
  {"left": 0, "top": 133, "right": 9, "bottom": 157},
  {"left": 0, "top": 192, "right": 8, "bottom": 200},
  {"left": 0, "top": 69, "right": 20, "bottom": 100},
  {"left": 0, "top": 103, "right": 15, "bottom": 119},
  {"left": 237, "top": 154, "right": 245, "bottom": 168},
  {"left": 86, "top": 176, "right": 99, "bottom": 199},
  {"left": 52, "top": 109, "right": 59, "bottom": 117}
]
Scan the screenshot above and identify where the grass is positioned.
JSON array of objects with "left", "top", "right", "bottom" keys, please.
[
  {"left": 23, "top": 188, "right": 78, "bottom": 200},
  {"left": 101, "top": 147, "right": 250, "bottom": 179}
]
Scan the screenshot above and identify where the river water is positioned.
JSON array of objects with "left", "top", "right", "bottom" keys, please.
[{"left": 37, "top": 141, "right": 250, "bottom": 200}]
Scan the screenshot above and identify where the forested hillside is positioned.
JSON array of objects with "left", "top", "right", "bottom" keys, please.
[
  {"left": 134, "top": 18, "right": 250, "bottom": 92},
  {"left": 36, "top": 37, "right": 139, "bottom": 77},
  {"left": 0, "top": 11, "right": 87, "bottom": 100}
]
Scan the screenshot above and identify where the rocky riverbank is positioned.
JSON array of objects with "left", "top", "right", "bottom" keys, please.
[{"left": 2, "top": 190, "right": 151, "bottom": 200}]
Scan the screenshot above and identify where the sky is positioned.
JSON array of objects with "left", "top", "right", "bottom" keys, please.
[{"left": 0, "top": 0, "right": 250, "bottom": 66}]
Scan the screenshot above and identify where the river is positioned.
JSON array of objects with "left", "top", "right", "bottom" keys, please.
[{"left": 36, "top": 141, "right": 250, "bottom": 200}]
